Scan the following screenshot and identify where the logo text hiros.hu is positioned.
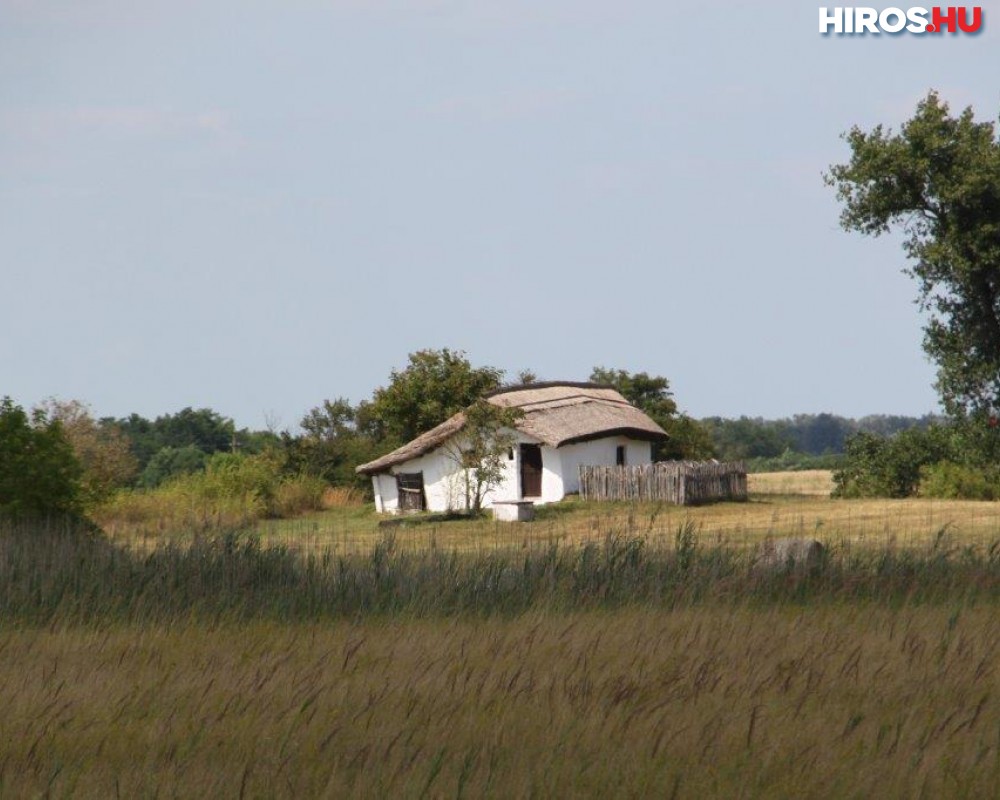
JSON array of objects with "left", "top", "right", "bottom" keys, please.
[{"left": 819, "top": 6, "right": 983, "bottom": 33}]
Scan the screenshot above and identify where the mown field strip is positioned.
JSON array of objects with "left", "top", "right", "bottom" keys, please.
[
  {"left": 99, "top": 468, "right": 1000, "bottom": 556},
  {"left": 246, "top": 499, "right": 1000, "bottom": 556}
]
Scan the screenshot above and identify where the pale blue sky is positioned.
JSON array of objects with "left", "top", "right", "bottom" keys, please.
[{"left": 2, "top": 1, "right": 998, "bottom": 429}]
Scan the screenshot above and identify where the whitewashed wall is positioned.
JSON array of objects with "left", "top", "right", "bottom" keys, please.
[
  {"left": 369, "top": 428, "right": 530, "bottom": 513},
  {"left": 369, "top": 432, "right": 654, "bottom": 513},
  {"left": 558, "top": 438, "right": 653, "bottom": 494}
]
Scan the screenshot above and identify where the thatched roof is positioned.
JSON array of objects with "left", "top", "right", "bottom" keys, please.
[{"left": 356, "top": 383, "right": 668, "bottom": 476}]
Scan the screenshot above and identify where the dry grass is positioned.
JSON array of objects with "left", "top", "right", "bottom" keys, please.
[
  {"left": 94, "top": 471, "right": 1000, "bottom": 556},
  {"left": 244, "top": 494, "right": 1000, "bottom": 556},
  {"left": 748, "top": 469, "right": 835, "bottom": 497},
  {"left": 3, "top": 608, "right": 999, "bottom": 797},
  {"left": 321, "top": 485, "right": 365, "bottom": 508}
]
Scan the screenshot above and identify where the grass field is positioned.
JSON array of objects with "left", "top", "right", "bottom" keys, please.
[
  {"left": 747, "top": 469, "right": 836, "bottom": 496},
  {"left": 8, "top": 488, "right": 1000, "bottom": 797},
  {"left": 4, "top": 608, "right": 1000, "bottom": 797},
  {"left": 97, "top": 470, "right": 1000, "bottom": 557},
  {"left": 240, "top": 470, "right": 1000, "bottom": 555}
]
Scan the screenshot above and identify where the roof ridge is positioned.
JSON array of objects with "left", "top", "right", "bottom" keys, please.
[
  {"left": 484, "top": 381, "right": 615, "bottom": 398},
  {"left": 511, "top": 395, "right": 634, "bottom": 411}
]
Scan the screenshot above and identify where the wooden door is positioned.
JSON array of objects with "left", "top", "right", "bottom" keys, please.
[
  {"left": 396, "top": 473, "right": 426, "bottom": 511},
  {"left": 520, "top": 444, "right": 543, "bottom": 498}
]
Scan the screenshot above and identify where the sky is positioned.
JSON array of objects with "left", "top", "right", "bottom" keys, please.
[{"left": 2, "top": 1, "right": 998, "bottom": 430}]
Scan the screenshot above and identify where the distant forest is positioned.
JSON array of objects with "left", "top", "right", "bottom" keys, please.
[
  {"left": 701, "top": 413, "right": 944, "bottom": 470},
  {"left": 107, "top": 408, "right": 942, "bottom": 489}
]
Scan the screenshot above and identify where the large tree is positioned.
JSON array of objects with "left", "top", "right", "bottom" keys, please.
[
  {"left": 289, "top": 398, "right": 378, "bottom": 489},
  {"left": 589, "top": 367, "right": 714, "bottom": 460},
  {"left": 826, "top": 91, "right": 1000, "bottom": 419},
  {"left": 0, "top": 397, "right": 81, "bottom": 516},
  {"left": 363, "top": 349, "right": 504, "bottom": 446},
  {"left": 114, "top": 407, "right": 262, "bottom": 478},
  {"left": 41, "top": 400, "right": 137, "bottom": 506}
]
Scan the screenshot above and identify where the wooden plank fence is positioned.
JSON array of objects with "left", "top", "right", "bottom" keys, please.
[{"left": 579, "top": 461, "right": 747, "bottom": 505}]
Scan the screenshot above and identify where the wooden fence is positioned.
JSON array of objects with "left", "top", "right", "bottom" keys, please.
[{"left": 579, "top": 462, "right": 747, "bottom": 505}]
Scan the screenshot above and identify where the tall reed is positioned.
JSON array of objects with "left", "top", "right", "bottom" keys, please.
[{"left": 5, "top": 518, "right": 1000, "bottom": 625}]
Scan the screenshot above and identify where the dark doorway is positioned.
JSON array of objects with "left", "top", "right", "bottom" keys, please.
[
  {"left": 396, "top": 472, "right": 426, "bottom": 511},
  {"left": 520, "top": 444, "right": 543, "bottom": 498},
  {"left": 616, "top": 445, "right": 626, "bottom": 466}
]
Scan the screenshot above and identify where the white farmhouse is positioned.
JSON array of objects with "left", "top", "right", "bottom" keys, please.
[{"left": 356, "top": 382, "right": 668, "bottom": 513}]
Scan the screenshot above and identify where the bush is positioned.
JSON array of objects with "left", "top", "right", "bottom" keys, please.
[
  {"left": 833, "top": 426, "right": 955, "bottom": 498},
  {"left": 918, "top": 461, "right": 1000, "bottom": 500},
  {"left": 273, "top": 475, "right": 327, "bottom": 517},
  {"left": 95, "top": 452, "right": 328, "bottom": 537},
  {"left": 140, "top": 445, "right": 208, "bottom": 488}
]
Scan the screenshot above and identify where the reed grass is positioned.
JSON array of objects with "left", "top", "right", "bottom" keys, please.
[
  {"left": 2, "top": 607, "right": 999, "bottom": 797},
  {"left": 4, "top": 518, "right": 1000, "bottom": 625},
  {"left": 321, "top": 485, "right": 365, "bottom": 508},
  {"left": 5, "top": 518, "right": 1000, "bottom": 796}
]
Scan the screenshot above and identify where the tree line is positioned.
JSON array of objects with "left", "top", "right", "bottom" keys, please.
[
  {"left": 703, "top": 414, "right": 942, "bottom": 463},
  {"left": 2, "top": 347, "right": 943, "bottom": 518}
]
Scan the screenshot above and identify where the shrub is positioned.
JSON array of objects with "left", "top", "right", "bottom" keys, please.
[
  {"left": 94, "top": 452, "right": 327, "bottom": 538},
  {"left": 273, "top": 475, "right": 327, "bottom": 517},
  {"left": 140, "top": 445, "right": 208, "bottom": 488},
  {"left": 919, "top": 461, "right": 1000, "bottom": 500},
  {"left": 833, "top": 426, "right": 955, "bottom": 498}
]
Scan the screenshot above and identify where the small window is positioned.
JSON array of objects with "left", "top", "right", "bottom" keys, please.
[{"left": 616, "top": 445, "right": 626, "bottom": 466}]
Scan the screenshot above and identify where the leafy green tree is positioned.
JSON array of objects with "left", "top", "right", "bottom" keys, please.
[
  {"left": 856, "top": 414, "right": 943, "bottom": 438},
  {"left": 42, "top": 400, "right": 137, "bottom": 507},
  {"left": 443, "top": 400, "right": 523, "bottom": 513},
  {"left": 364, "top": 349, "right": 504, "bottom": 446},
  {"left": 658, "top": 414, "right": 716, "bottom": 461},
  {"left": 827, "top": 91, "right": 1000, "bottom": 420},
  {"left": 703, "top": 416, "right": 794, "bottom": 461},
  {"left": 590, "top": 368, "right": 678, "bottom": 418},
  {"left": 301, "top": 398, "right": 357, "bottom": 441},
  {"left": 787, "top": 413, "right": 854, "bottom": 455},
  {"left": 0, "top": 397, "right": 81, "bottom": 516},
  {"left": 140, "top": 445, "right": 209, "bottom": 488},
  {"left": 115, "top": 407, "right": 247, "bottom": 474},
  {"left": 833, "top": 426, "right": 954, "bottom": 498},
  {"left": 288, "top": 397, "right": 377, "bottom": 489},
  {"left": 113, "top": 413, "right": 158, "bottom": 467},
  {"left": 589, "top": 367, "right": 714, "bottom": 460}
]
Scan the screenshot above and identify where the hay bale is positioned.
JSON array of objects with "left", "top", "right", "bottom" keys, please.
[{"left": 753, "top": 538, "right": 825, "bottom": 574}]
